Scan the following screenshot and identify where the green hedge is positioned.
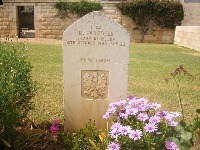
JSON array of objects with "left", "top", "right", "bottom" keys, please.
[
  {"left": 117, "top": 0, "right": 184, "bottom": 42},
  {"left": 54, "top": 0, "right": 102, "bottom": 18},
  {"left": 0, "top": 41, "right": 36, "bottom": 148}
]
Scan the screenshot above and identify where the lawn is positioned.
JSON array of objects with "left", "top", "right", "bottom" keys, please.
[{"left": 26, "top": 43, "right": 200, "bottom": 124}]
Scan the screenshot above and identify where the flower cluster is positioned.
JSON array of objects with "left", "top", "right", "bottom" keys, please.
[
  {"left": 104, "top": 96, "right": 181, "bottom": 150},
  {"left": 165, "top": 140, "right": 179, "bottom": 150},
  {"left": 50, "top": 119, "right": 60, "bottom": 133}
]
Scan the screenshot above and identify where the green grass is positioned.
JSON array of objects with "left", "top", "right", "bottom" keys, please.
[
  {"left": 26, "top": 43, "right": 200, "bottom": 124},
  {"left": 26, "top": 44, "right": 63, "bottom": 123}
]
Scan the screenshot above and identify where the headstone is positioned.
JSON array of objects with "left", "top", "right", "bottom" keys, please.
[{"left": 63, "top": 11, "right": 130, "bottom": 131}]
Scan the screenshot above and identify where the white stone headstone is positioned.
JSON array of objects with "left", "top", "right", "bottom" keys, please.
[{"left": 63, "top": 11, "right": 130, "bottom": 131}]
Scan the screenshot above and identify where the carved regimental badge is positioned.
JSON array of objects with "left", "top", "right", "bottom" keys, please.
[{"left": 81, "top": 70, "right": 109, "bottom": 100}]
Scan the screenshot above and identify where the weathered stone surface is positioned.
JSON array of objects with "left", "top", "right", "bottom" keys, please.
[
  {"left": 63, "top": 11, "right": 130, "bottom": 131},
  {"left": 174, "top": 26, "right": 200, "bottom": 51}
]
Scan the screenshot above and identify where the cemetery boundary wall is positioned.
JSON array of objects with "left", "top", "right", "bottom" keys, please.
[
  {"left": 174, "top": 26, "right": 200, "bottom": 52},
  {"left": 173, "top": 0, "right": 200, "bottom": 51},
  {"left": 1, "top": 0, "right": 174, "bottom": 43}
]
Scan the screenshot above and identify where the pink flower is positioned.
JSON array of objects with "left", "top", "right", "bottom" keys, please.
[
  {"left": 108, "top": 142, "right": 121, "bottom": 150},
  {"left": 129, "top": 129, "right": 143, "bottom": 141},
  {"left": 53, "top": 119, "right": 59, "bottom": 124},
  {"left": 119, "top": 125, "right": 131, "bottom": 135},
  {"left": 50, "top": 125, "right": 59, "bottom": 133},
  {"left": 144, "top": 123, "right": 158, "bottom": 133},
  {"left": 137, "top": 113, "right": 149, "bottom": 121},
  {"left": 149, "top": 115, "right": 161, "bottom": 124},
  {"left": 165, "top": 140, "right": 179, "bottom": 150}
]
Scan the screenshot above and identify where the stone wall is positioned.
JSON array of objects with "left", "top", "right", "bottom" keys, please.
[
  {"left": 173, "top": 0, "right": 200, "bottom": 51},
  {"left": 174, "top": 26, "right": 200, "bottom": 52},
  {"left": 34, "top": 2, "right": 78, "bottom": 39},
  {"left": 180, "top": 0, "right": 200, "bottom": 26},
  {"left": 0, "top": 5, "right": 10, "bottom": 38},
  {"left": 0, "top": 0, "right": 174, "bottom": 43}
]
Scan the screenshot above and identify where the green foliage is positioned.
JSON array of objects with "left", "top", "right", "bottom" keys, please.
[
  {"left": 172, "top": 112, "right": 200, "bottom": 150},
  {"left": 61, "top": 120, "right": 108, "bottom": 150},
  {"left": 0, "top": 41, "right": 36, "bottom": 148},
  {"left": 117, "top": 0, "right": 184, "bottom": 42},
  {"left": 54, "top": 0, "right": 102, "bottom": 18},
  {"left": 175, "top": 124, "right": 193, "bottom": 149}
]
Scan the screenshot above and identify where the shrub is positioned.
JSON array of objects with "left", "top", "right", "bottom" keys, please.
[
  {"left": 0, "top": 41, "right": 36, "bottom": 147},
  {"left": 61, "top": 120, "right": 108, "bottom": 150},
  {"left": 117, "top": 0, "right": 184, "bottom": 42},
  {"left": 54, "top": 0, "right": 102, "bottom": 18}
]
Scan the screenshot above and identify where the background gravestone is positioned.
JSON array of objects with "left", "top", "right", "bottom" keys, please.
[{"left": 63, "top": 11, "right": 130, "bottom": 131}]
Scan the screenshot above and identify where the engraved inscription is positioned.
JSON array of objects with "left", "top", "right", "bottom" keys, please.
[
  {"left": 65, "top": 25, "right": 127, "bottom": 47},
  {"left": 81, "top": 70, "right": 109, "bottom": 100},
  {"left": 80, "top": 58, "right": 110, "bottom": 63}
]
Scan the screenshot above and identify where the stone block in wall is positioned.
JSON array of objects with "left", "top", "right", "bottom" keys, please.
[
  {"left": 56, "top": 35, "right": 62, "bottom": 39},
  {"left": 51, "top": 30, "right": 61, "bottom": 35},
  {"left": 46, "top": 35, "right": 57, "bottom": 39},
  {"left": 47, "top": 26, "right": 62, "bottom": 30},
  {"left": 47, "top": 9, "right": 57, "bottom": 14},
  {"left": 162, "top": 30, "right": 173, "bottom": 36},
  {"left": 51, "top": 22, "right": 61, "bottom": 26},
  {"left": 162, "top": 36, "right": 173, "bottom": 43},
  {"left": 41, "top": 30, "right": 52, "bottom": 35},
  {"left": 42, "top": 22, "right": 51, "bottom": 26},
  {"left": 0, "top": 18, "right": 9, "bottom": 22},
  {"left": 144, "top": 34, "right": 157, "bottom": 42}
]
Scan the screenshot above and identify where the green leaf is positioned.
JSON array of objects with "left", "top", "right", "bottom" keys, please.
[
  {"left": 176, "top": 124, "right": 192, "bottom": 143},
  {"left": 196, "top": 109, "right": 200, "bottom": 114}
]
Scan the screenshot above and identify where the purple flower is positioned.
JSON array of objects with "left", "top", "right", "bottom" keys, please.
[
  {"left": 103, "top": 112, "right": 110, "bottom": 119},
  {"left": 108, "top": 142, "right": 121, "bottom": 150},
  {"left": 118, "top": 109, "right": 128, "bottom": 120},
  {"left": 144, "top": 123, "right": 158, "bottom": 133},
  {"left": 128, "top": 99, "right": 137, "bottom": 106},
  {"left": 157, "top": 111, "right": 168, "bottom": 117},
  {"left": 168, "top": 121, "right": 178, "bottom": 127},
  {"left": 111, "top": 123, "right": 121, "bottom": 130},
  {"left": 136, "top": 98, "right": 148, "bottom": 105},
  {"left": 116, "top": 100, "right": 127, "bottom": 106},
  {"left": 53, "top": 119, "right": 59, "bottom": 124},
  {"left": 137, "top": 113, "right": 149, "bottom": 121},
  {"left": 126, "top": 107, "right": 138, "bottom": 116},
  {"left": 50, "top": 125, "right": 59, "bottom": 133},
  {"left": 149, "top": 115, "right": 161, "bottom": 124},
  {"left": 171, "top": 112, "right": 182, "bottom": 118},
  {"left": 164, "top": 113, "right": 174, "bottom": 122},
  {"left": 136, "top": 103, "right": 150, "bottom": 111},
  {"left": 127, "top": 95, "right": 135, "bottom": 100},
  {"left": 165, "top": 140, "right": 179, "bottom": 150},
  {"left": 150, "top": 103, "right": 161, "bottom": 110},
  {"left": 109, "top": 129, "right": 119, "bottom": 138},
  {"left": 109, "top": 123, "right": 122, "bottom": 138},
  {"left": 129, "top": 129, "right": 143, "bottom": 141},
  {"left": 109, "top": 101, "right": 118, "bottom": 107},
  {"left": 107, "top": 107, "right": 117, "bottom": 114},
  {"left": 119, "top": 125, "right": 131, "bottom": 135}
]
